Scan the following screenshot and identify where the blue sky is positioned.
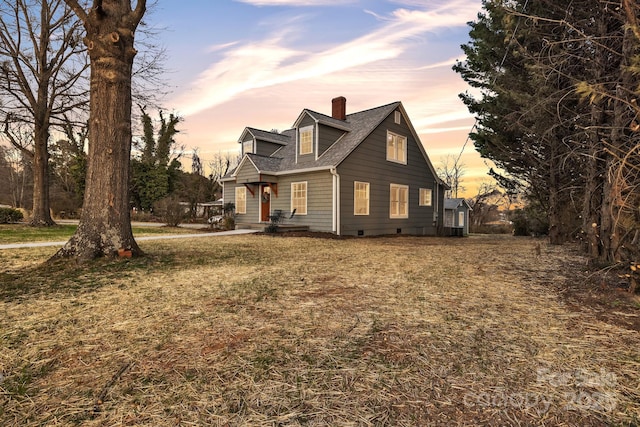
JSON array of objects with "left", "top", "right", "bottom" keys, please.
[{"left": 146, "top": 0, "right": 486, "bottom": 194}]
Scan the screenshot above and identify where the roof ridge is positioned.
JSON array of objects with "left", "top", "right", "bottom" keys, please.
[{"left": 346, "top": 101, "right": 401, "bottom": 118}]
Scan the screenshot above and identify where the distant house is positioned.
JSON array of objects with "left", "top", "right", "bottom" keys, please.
[
  {"left": 444, "top": 198, "right": 472, "bottom": 236},
  {"left": 221, "top": 97, "right": 450, "bottom": 236}
]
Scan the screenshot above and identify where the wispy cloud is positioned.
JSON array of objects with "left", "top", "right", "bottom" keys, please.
[
  {"left": 206, "top": 41, "right": 240, "bottom": 53},
  {"left": 171, "top": 0, "right": 479, "bottom": 117},
  {"left": 417, "top": 57, "right": 460, "bottom": 70}
]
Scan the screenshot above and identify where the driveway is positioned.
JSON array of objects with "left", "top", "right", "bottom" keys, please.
[{"left": 0, "top": 229, "right": 259, "bottom": 250}]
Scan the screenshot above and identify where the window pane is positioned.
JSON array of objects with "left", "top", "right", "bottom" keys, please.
[
  {"left": 291, "top": 182, "right": 307, "bottom": 214},
  {"left": 420, "top": 188, "right": 432, "bottom": 206},
  {"left": 398, "top": 136, "right": 406, "bottom": 163},
  {"left": 354, "top": 182, "right": 369, "bottom": 215},
  {"left": 299, "top": 127, "right": 313, "bottom": 155},
  {"left": 242, "top": 140, "right": 253, "bottom": 155},
  {"left": 235, "top": 187, "right": 246, "bottom": 214},
  {"left": 399, "top": 187, "right": 407, "bottom": 216},
  {"left": 387, "top": 131, "right": 407, "bottom": 163},
  {"left": 387, "top": 133, "right": 396, "bottom": 160},
  {"left": 390, "top": 184, "right": 408, "bottom": 218}
]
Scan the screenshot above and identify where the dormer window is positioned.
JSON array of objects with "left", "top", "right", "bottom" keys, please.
[
  {"left": 299, "top": 125, "right": 314, "bottom": 155},
  {"left": 242, "top": 140, "right": 254, "bottom": 155}
]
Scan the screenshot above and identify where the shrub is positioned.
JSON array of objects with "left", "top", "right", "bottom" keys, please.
[
  {"left": 220, "top": 216, "right": 235, "bottom": 231},
  {"left": 470, "top": 223, "right": 513, "bottom": 234},
  {"left": 154, "top": 195, "right": 187, "bottom": 227},
  {"left": 0, "top": 207, "right": 24, "bottom": 224},
  {"left": 510, "top": 207, "right": 549, "bottom": 236}
]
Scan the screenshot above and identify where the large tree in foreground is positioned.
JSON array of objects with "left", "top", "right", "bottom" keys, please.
[{"left": 56, "top": 0, "right": 145, "bottom": 260}]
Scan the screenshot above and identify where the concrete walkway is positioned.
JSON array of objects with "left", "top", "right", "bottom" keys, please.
[{"left": 0, "top": 229, "right": 259, "bottom": 250}]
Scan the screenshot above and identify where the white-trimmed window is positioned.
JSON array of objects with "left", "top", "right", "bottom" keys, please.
[
  {"left": 394, "top": 111, "right": 401, "bottom": 124},
  {"left": 299, "top": 126, "right": 313, "bottom": 155},
  {"left": 235, "top": 186, "right": 246, "bottom": 214},
  {"left": 419, "top": 188, "right": 432, "bottom": 206},
  {"left": 386, "top": 131, "right": 407, "bottom": 164},
  {"left": 354, "top": 181, "right": 370, "bottom": 215},
  {"left": 291, "top": 182, "right": 307, "bottom": 215},
  {"left": 390, "top": 184, "right": 408, "bottom": 218},
  {"left": 242, "top": 140, "right": 254, "bottom": 155},
  {"left": 458, "top": 211, "right": 465, "bottom": 227}
]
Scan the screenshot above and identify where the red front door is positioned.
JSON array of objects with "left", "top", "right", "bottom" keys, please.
[{"left": 260, "top": 185, "right": 271, "bottom": 222}]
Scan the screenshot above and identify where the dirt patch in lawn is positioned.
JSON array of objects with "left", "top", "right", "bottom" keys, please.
[{"left": 0, "top": 234, "right": 639, "bottom": 426}]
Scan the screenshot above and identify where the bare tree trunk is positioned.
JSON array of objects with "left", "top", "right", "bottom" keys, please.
[
  {"left": 548, "top": 138, "right": 564, "bottom": 245},
  {"left": 30, "top": 121, "right": 55, "bottom": 226},
  {"left": 601, "top": 23, "right": 638, "bottom": 264},
  {"left": 582, "top": 108, "right": 604, "bottom": 261},
  {"left": 56, "top": 0, "right": 145, "bottom": 260}
]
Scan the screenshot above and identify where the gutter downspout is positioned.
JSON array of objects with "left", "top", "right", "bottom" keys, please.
[
  {"left": 331, "top": 167, "right": 340, "bottom": 235},
  {"left": 434, "top": 183, "right": 439, "bottom": 235}
]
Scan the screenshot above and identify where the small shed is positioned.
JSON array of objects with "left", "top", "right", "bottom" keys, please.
[{"left": 444, "top": 198, "right": 472, "bottom": 236}]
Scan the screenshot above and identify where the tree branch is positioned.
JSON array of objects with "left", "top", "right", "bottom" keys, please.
[{"left": 62, "top": 0, "right": 88, "bottom": 25}]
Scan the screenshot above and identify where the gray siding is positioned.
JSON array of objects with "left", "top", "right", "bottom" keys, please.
[
  {"left": 240, "top": 135, "right": 282, "bottom": 157},
  {"left": 318, "top": 124, "right": 346, "bottom": 157},
  {"left": 225, "top": 183, "right": 260, "bottom": 222},
  {"left": 269, "top": 170, "right": 334, "bottom": 232},
  {"left": 445, "top": 206, "right": 469, "bottom": 236},
  {"left": 235, "top": 161, "right": 260, "bottom": 184},
  {"left": 337, "top": 109, "right": 441, "bottom": 236},
  {"left": 255, "top": 139, "right": 282, "bottom": 157}
]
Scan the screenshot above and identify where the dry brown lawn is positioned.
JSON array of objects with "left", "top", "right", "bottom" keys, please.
[{"left": 0, "top": 234, "right": 639, "bottom": 426}]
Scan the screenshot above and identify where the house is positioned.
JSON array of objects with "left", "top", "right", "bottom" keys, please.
[
  {"left": 444, "top": 198, "right": 472, "bottom": 236},
  {"left": 221, "top": 97, "right": 449, "bottom": 236}
]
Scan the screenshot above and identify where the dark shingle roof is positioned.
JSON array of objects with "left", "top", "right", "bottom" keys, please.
[
  {"left": 244, "top": 127, "right": 290, "bottom": 145},
  {"left": 276, "top": 102, "right": 400, "bottom": 172},
  {"left": 444, "top": 198, "right": 472, "bottom": 210},
  {"left": 246, "top": 153, "right": 282, "bottom": 172},
  {"left": 224, "top": 101, "right": 418, "bottom": 179}
]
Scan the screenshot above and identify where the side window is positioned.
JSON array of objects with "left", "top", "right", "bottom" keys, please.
[
  {"left": 419, "top": 188, "right": 432, "bottom": 206},
  {"left": 291, "top": 182, "right": 307, "bottom": 215},
  {"left": 386, "top": 131, "right": 407, "bottom": 164},
  {"left": 354, "top": 181, "right": 370, "bottom": 215},
  {"left": 390, "top": 183, "right": 408, "bottom": 218},
  {"left": 242, "top": 140, "right": 254, "bottom": 155},
  {"left": 235, "top": 186, "right": 246, "bottom": 214}
]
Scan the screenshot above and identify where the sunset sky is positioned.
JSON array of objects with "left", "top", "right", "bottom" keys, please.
[{"left": 148, "top": 0, "right": 490, "bottom": 197}]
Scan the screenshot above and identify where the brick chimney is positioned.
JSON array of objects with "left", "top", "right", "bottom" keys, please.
[{"left": 332, "top": 96, "right": 346, "bottom": 121}]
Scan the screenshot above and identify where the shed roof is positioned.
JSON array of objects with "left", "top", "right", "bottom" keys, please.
[{"left": 444, "top": 198, "right": 473, "bottom": 210}]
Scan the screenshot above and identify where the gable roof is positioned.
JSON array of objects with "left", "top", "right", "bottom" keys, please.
[
  {"left": 239, "top": 127, "right": 289, "bottom": 145},
  {"left": 277, "top": 102, "right": 400, "bottom": 171},
  {"left": 222, "top": 100, "right": 448, "bottom": 187},
  {"left": 445, "top": 198, "right": 473, "bottom": 210},
  {"left": 245, "top": 153, "right": 282, "bottom": 173},
  {"left": 293, "top": 109, "right": 352, "bottom": 132}
]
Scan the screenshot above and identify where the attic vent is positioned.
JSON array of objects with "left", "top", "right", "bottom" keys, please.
[{"left": 332, "top": 96, "right": 346, "bottom": 121}]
